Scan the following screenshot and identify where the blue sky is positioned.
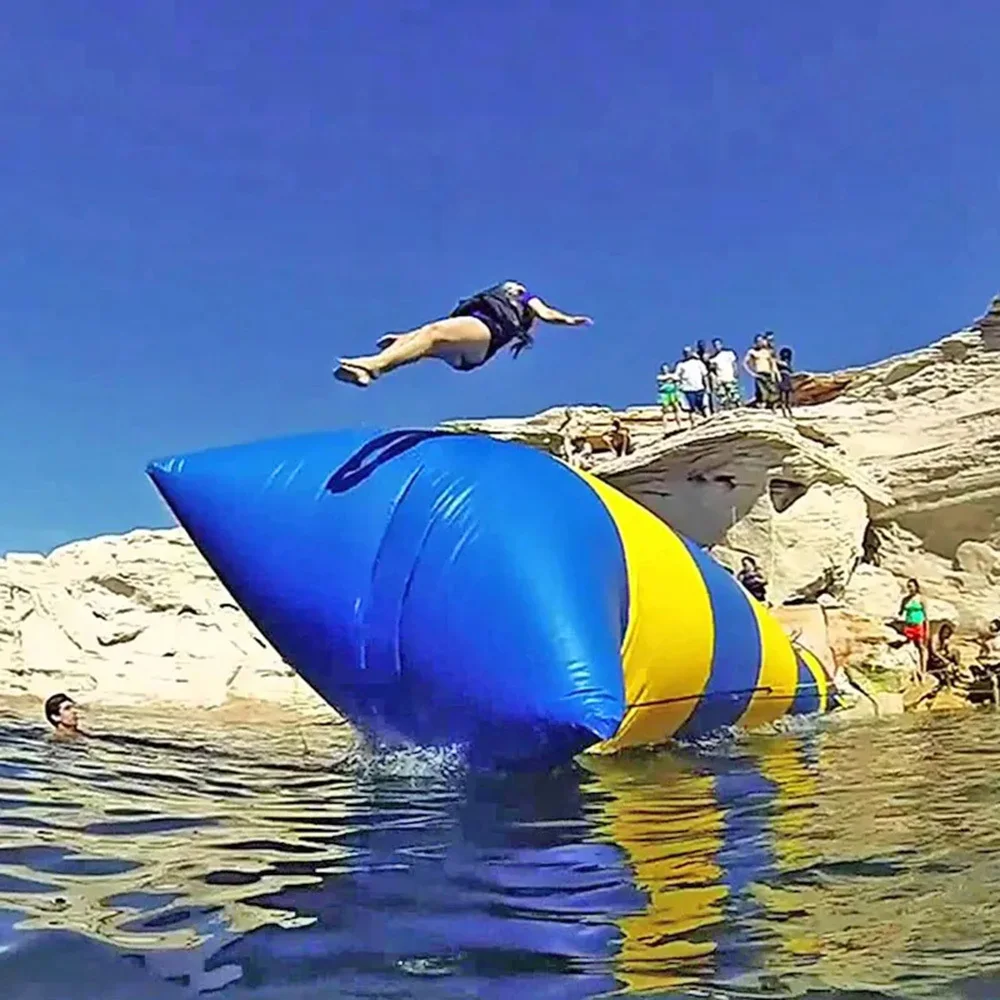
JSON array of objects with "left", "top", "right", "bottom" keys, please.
[{"left": 1, "top": 1, "right": 997, "bottom": 555}]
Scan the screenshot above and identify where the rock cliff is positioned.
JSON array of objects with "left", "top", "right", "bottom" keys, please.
[
  {"left": 3, "top": 294, "right": 998, "bottom": 717},
  {"left": 0, "top": 529, "right": 327, "bottom": 714}
]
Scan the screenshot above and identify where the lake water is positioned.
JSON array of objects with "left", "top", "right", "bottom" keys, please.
[{"left": 2, "top": 703, "right": 1000, "bottom": 999}]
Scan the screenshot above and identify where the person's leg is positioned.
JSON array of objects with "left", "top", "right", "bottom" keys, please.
[
  {"left": 681, "top": 393, "right": 694, "bottom": 427},
  {"left": 336, "top": 316, "right": 491, "bottom": 387}
]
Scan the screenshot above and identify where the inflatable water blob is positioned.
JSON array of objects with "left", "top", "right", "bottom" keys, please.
[{"left": 147, "top": 429, "right": 832, "bottom": 769}]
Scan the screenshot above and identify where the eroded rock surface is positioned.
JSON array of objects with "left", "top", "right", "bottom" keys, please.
[{"left": 0, "top": 529, "right": 326, "bottom": 713}]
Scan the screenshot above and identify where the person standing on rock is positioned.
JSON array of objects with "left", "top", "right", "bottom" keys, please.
[
  {"left": 334, "top": 281, "right": 592, "bottom": 387},
  {"left": 776, "top": 346, "right": 795, "bottom": 419},
  {"left": 696, "top": 340, "right": 716, "bottom": 415},
  {"left": 656, "top": 364, "right": 682, "bottom": 432},
  {"left": 709, "top": 338, "right": 741, "bottom": 410},
  {"left": 899, "top": 579, "right": 929, "bottom": 680},
  {"left": 673, "top": 347, "right": 710, "bottom": 425},
  {"left": 744, "top": 334, "right": 778, "bottom": 410}
]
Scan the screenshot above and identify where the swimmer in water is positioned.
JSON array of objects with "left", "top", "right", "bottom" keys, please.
[
  {"left": 334, "top": 280, "right": 592, "bottom": 387},
  {"left": 44, "top": 693, "right": 82, "bottom": 740}
]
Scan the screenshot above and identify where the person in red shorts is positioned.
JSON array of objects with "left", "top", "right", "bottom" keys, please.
[{"left": 899, "top": 578, "right": 928, "bottom": 680}]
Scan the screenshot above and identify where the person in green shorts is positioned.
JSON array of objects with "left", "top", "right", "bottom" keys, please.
[{"left": 657, "top": 365, "right": 681, "bottom": 433}]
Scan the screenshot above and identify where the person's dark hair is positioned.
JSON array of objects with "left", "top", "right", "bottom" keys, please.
[
  {"left": 991, "top": 618, "right": 1000, "bottom": 631},
  {"left": 779, "top": 346, "right": 793, "bottom": 362},
  {"left": 907, "top": 578, "right": 920, "bottom": 591},
  {"left": 741, "top": 555, "right": 758, "bottom": 570},
  {"left": 511, "top": 331, "right": 534, "bottom": 359},
  {"left": 44, "top": 693, "right": 73, "bottom": 727},
  {"left": 939, "top": 622, "right": 954, "bottom": 640}
]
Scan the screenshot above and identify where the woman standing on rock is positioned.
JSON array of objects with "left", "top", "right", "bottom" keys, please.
[
  {"left": 899, "top": 578, "right": 929, "bottom": 680},
  {"left": 333, "top": 281, "right": 592, "bottom": 387}
]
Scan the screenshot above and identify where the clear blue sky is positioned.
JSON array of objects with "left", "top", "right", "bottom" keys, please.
[{"left": 2, "top": 1, "right": 997, "bottom": 555}]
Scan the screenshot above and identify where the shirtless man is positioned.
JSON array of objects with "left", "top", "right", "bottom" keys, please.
[
  {"left": 45, "top": 693, "right": 82, "bottom": 740},
  {"left": 744, "top": 334, "right": 778, "bottom": 410}
]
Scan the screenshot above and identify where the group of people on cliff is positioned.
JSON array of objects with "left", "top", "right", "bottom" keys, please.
[{"left": 656, "top": 333, "right": 795, "bottom": 431}]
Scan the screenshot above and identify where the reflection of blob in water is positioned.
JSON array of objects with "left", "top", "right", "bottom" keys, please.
[
  {"left": 582, "top": 735, "right": 823, "bottom": 994},
  {"left": 0, "top": 706, "right": 825, "bottom": 997}
]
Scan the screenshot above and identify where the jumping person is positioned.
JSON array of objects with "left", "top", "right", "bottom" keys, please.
[{"left": 334, "top": 281, "right": 592, "bottom": 387}]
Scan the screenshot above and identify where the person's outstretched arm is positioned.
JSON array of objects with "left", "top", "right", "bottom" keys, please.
[{"left": 526, "top": 296, "right": 592, "bottom": 326}]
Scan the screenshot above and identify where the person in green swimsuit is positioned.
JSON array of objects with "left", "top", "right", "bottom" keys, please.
[
  {"left": 899, "top": 578, "right": 928, "bottom": 680},
  {"left": 657, "top": 365, "right": 681, "bottom": 432}
]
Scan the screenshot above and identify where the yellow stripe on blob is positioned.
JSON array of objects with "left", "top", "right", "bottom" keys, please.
[
  {"left": 797, "top": 646, "right": 830, "bottom": 714},
  {"left": 736, "top": 597, "right": 799, "bottom": 731},
  {"left": 568, "top": 465, "right": 830, "bottom": 751},
  {"left": 572, "top": 469, "right": 714, "bottom": 751}
]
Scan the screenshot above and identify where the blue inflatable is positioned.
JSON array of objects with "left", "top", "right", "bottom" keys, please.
[{"left": 147, "top": 429, "right": 831, "bottom": 768}]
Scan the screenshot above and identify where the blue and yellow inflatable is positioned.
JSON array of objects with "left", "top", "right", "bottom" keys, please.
[{"left": 147, "top": 429, "right": 830, "bottom": 768}]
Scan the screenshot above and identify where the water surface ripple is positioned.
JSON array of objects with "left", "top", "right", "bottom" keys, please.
[{"left": 2, "top": 704, "right": 1000, "bottom": 998}]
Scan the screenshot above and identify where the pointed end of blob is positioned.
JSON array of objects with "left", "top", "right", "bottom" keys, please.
[
  {"left": 146, "top": 455, "right": 186, "bottom": 517},
  {"left": 146, "top": 455, "right": 182, "bottom": 483}
]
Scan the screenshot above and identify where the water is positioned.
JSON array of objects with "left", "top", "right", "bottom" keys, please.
[{"left": 3, "top": 704, "right": 1000, "bottom": 999}]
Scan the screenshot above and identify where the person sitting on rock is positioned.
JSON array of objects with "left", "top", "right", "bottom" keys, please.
[
  {"left": 45, "top": 693, "right": 82, "bottom": 740},
  {"left": 977, "top": 619, "right": 1000, "bottom": 669},
  {"left": 604, "top": 418, "right": 632, "bottom": 458},
  {"left": 928, "top": 622, "right": 968, "bottom": 692},
  {"left": 737, "top": 555, "right": 768, "bottom": 604},
  {"left": 899, "top": 579, "right": 928, "bottom": 681}
]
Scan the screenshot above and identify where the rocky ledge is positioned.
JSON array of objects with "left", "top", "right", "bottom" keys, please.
[{"left": 3, "top": 294, "right": 999, "bottom": 721}]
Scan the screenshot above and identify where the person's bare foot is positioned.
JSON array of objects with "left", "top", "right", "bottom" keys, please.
[{"left": 334, "top": 360, "right": 377, "bottom": 388}]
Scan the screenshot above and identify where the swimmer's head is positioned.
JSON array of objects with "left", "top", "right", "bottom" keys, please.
[
  {"left": 501, "top": 280, "right": 527, "bottom": 299},
  {"left": 45, "top": 693, "right": 79, "bottom": 732}
]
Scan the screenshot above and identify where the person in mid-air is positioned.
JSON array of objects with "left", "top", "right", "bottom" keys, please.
[{"left": 334, "top": 281, "right": 592, "bottom": 387}]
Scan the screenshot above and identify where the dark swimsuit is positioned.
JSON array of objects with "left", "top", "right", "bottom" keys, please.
[{"left": 449, "top": 283, "right": 537, "bottom": 371}]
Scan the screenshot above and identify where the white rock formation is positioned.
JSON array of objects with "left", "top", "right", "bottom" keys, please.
[{"left": 0, "top": 529, "right": 326, "bottom": 713}]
